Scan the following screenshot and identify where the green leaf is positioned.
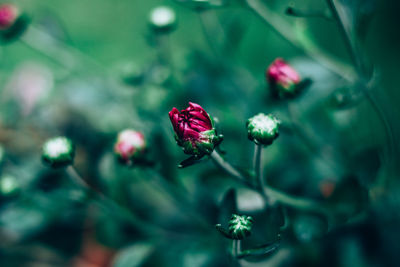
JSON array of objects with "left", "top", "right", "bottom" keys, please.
[
  {"left": 215, "top": 224, "right": 232, "bottom": 239},
  {"left": 178, "top": 156, "right": 206, "bottom": 168},
  {"left": 237, "top": 238, "right": 281, "bottom": 259}
]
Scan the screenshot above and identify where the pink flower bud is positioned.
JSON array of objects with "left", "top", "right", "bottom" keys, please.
[
  {"left": 169, "top": 102, "right": 222, "bottom": 157},
  {"left": 267, "top": 58, "right": 301, "bottom": 98},
  {"left": 114, "top": 129, "right": 146, "bottom": 165},
  {"left": 0, "top": 4, "right": 18, "bottom": 30}
]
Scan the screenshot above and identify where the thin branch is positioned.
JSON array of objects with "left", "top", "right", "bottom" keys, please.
[
  {"left": 210, "top": 150, "right": 251, "bottom": 187},
  {"left": 210, "top": 151, "right": 332, "bottom": 219}
]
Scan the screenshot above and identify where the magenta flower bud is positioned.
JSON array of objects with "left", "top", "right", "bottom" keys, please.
[
  {"left": 267, "top": 58, "right": 301, "bottom": 98},
  {"left": 114, "top": 129, "right": 146, "bottom": 165},
  {"left": 0, "top": 4, "right": 18, "bottom": 30},
  {"left": 169, "top": 102, "right": 222, "bottom": 157}
]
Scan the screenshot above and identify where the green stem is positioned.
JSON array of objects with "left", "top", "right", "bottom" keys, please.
[
  {"left": 146, "top": 170, "right": 209, "bottom": 228},
  {"left": 325, "top": 0, "right": 361, "bottom": 74},
  {"left": 210, "top": 151, "right": 252, "bottom": 187},
  {"left": 210, "top": 151, "right": 331, "bottom": 217},
  {"left": 245, "top": 0, "right": 356, "bottom": 82},
  {"left": 20, "top": 25, "right": 110, "bottom": 76},
  {"left": 253, "top": 144, "right": 262, "bottom": 187},
  {"left": 254, "top": 144, "right": 272, "bottom": 204},
  {"left": 326, "top": 1, "right": 394, "bottom": 177},
  {"left": 285, "top": 7, "right": 333, "bottom": 20},
  {"left": 198, "top": 10, "right": 222, "bottom": 58},
  {"left": 231, "top": 239, "right": 236, "bottom": 258},
  {"left": 231, "top": 240, "right": 241, "bottom": 266}
]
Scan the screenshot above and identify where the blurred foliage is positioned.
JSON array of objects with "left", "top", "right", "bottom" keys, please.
[{"left": 0, "top": 0, "right": 399, "bottom": 266}]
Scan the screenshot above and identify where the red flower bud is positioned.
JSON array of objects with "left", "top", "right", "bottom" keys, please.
[
  {"left": 114, "top": 129, "right": 146, "bottom": 165},
  {"left": 0, "top": 4, "right": 18, "bottom": 30},
  {"left": 169, "top": 102, "right": 222, "bottom": 157},
  {"left": 267, "top": 58, "right": 301, "bottom": 98}
]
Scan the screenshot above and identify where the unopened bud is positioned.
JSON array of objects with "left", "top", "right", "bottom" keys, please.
[
  {"left": 42, "top": 137, "right": 75, "bottom": 168},
  {"left": 114, "top": 129, "right": 146, "bottom": 165},
  {"left": 247, "top": 113, "right": 280, "bottom": 146},
  {"left": 149, "top": 6, "right": 177, "bottom": 33},
  {"left": 228, "top": 214, "right": 254, "bottom": 240}
]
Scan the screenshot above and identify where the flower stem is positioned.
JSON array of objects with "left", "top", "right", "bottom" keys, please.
[
  {"left": 21, "top": 25, "right": 106, "bottom": 73},
  {"left": 231, "top": 240, "right": 241, "bottom": 266},
  {"left": 146, "top": 170, "right": 210, "bottom": 228},
  {"left": 66, "top": 165, "right": 91, "bottom": 190},
  {"left": 325, "top": 0, "right": 361, "bottom": 74},
  {"left": 198, "top": 10, "right": 222, "bottom": 59},
  {"left": 231, "top": 239, "right": 236, "bottom": 257},
  {"left": 253, "top": 144, "right": 262, "bottom": 185},
  {"left": 254, "top": 144, "right": 270, "bottom": 203},
  {"left": 245, "top": 0, "right": 356, "bottom": 82},
  {"left": 325, "top": 0, "right": 394, "bottom": 180},
  {"left": 210, "top": 151, "right": 332, "bottom": 219},
  {"left": 210, "top": 150, "right": 252, "bottom": 187}
]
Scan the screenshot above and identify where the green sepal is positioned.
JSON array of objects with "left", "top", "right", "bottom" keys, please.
[
  {"left": 176, "top": 128, "right": 223, "bottom": 157},
  {"left": 0, "top": 14, "right": 29, "bottom": 44},
  {"left": 215, "top": 224, "right": 233, "bottom": 239},
  {"left": 178, "top": 156, "right": 206, "bottom": 168},
  {"left": 273, "top": 78, "right": 312, "bottom": 99}
]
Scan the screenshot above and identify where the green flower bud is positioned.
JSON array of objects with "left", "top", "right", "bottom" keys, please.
[
  {"left": 0, "top": 174, "right": 20, "bottom": 198},
  {"left": 228, "top": 214, "right": 254, "bottom": 240},
  {"left": 42, "top": 137, "right": 74, "bottom": 168},
  {"left": 149, "top": 6, "right": 177, "bottom": 33},
  {"left": 246, "top": 113, "right": 280, "bottom": 146}
]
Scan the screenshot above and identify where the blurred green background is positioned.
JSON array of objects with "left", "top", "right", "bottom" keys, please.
[{"left": 0, "top": 0, "right": 399, "bottom": 266}]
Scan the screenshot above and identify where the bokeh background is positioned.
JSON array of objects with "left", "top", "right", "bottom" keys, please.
[{"left": 0, "top": 0, "right": 399, "bottom": 266}]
